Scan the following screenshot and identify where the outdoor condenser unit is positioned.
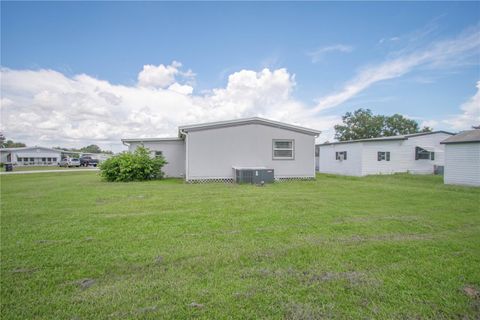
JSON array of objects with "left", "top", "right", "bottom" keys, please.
[{"left": 232, "top": 167, "right": 274, "bottom": 184}]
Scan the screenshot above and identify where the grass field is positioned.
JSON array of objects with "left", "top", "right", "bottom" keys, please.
[{"left": 1, "top": 172, "right": 479, "bottom": 319}]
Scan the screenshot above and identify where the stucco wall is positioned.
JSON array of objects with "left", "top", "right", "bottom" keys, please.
[
  {"left": 186, "top": 124, "right": 316, "bottom": 180},
  {"left": 128, "top": 140, "right": 185, "bottom": 177},
  {"left": 444, "top": 143, "right": 480, "bottom": 186}
]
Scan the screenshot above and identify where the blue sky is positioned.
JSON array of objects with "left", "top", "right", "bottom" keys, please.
[{"left": 1, "top": 2, "right": 479, "bottom": 151}]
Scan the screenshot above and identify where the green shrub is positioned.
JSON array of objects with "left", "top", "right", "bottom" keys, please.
[{"left": 99, "top": 146, "right": 167, "bottom": 182}]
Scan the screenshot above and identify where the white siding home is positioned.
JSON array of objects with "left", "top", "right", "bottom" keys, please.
[
  {"left": 122, "top": 117, "right": 321, "bottom": 182},
  {"left": 316, "top": 131, "right": 454, "bottom": 176},
  {"left": 441, "top": 129, "right": 480, "bottom": 187},
  {"left": 0, "top": 146, "right": 62, "bottom": 166}
]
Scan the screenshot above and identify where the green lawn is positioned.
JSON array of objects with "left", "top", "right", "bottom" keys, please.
[{"left": 1, "top": 172, "right": 479, "bottom": 319}]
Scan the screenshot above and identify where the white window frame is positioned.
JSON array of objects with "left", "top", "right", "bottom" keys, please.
[{"left": 272, "top": 139, "right": 295, "bottom": 160}]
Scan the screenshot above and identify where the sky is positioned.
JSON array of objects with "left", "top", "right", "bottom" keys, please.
[{"left": 1, "top": 1, "right": 479, "bottom": 152}]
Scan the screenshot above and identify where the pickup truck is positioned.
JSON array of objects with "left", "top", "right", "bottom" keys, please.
[{"left": 79, "top": 156, "right": 99, "bottom": 167}]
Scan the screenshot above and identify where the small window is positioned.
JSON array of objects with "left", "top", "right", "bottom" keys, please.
[
  {"left": 335, "top": 151, "right": 347, "bottom": 160},
  {"left": 29, "top": 158, "right": 34, "bottom": 162},
  {"left": 377, "top": 151, "right": 390, "bottom": 161},
  {"left": 273, "top": 139, "right": 294, "bottom": 160},
  {"left": 52, "top": 158, "right": 57, "bottom": 162},
  {"left": 154, "top": 151, "right": 163, "bottom": 158},
  {"left": 23, "top": 158, "right": 28, "bottom": 162},
  {"left": 42, "top": 158, "right": 46, "bottom": 162},
  {"left": 415, "top": 147, "right": 433, "bottom": 160},
  {"left": 17, "top": 157, "right": 22, "bottom": 162}
]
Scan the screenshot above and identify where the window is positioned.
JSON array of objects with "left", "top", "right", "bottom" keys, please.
[
  {"left": 415, "top": 147, "right": 433, "bottom": 160},
  {"left": 52, "top": 158, "right": 57, "bottom": 162},
  {"left": 23, "top": 158, "right": 28, "bottom": 162},
  {"left": 29, "top": 158, "right": 34, "bottom": 162},
  {"left": 47, "top": 158, "right": 51, "bottom": 162},
  {"left": 377, "top": 151, "right": 391, "bottom": 161},
  {"left": 42, "top": 158, "right": 46, "bottom": 162},
  {"left": 315, "top": 146, "right": 319, "bottom": 157},
  {"left": 335, "top": 151, "right": 347, "bottom": 160},
  {"left": 17, "top": 157, "right": 22, "bottom": 162},
  {"left": 154, "top": 151, "right": 163, "bottom": 158},
  {"left": 273, "top": 139, "right": 294, "bottom": 159}
]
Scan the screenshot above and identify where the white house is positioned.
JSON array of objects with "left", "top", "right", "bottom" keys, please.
[
  {"left": 0, "top": 146, "right": 62, "bottom": 166},
  {"left": 441, "top": 129, "right": 480, "bottom": 187},
  {"left": 122, "top": 117, "right": 321, "bottom": 182},
  {"left": 316, "top": 131, "right": 454, "bottom": 176}
]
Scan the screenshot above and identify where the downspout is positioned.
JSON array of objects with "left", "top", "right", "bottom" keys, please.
[{"left": 179, "top": 129, "right": 189, "bottom": 182}]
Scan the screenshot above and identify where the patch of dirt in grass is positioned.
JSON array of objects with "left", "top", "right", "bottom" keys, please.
[
  {"left": 154, "top": 255, "right": 164, "bottom": 265},
  {"left": 463, "top": 285, "right": 480, "bottom": 299},
  {"left": 75, "top": 278, "right": 96, "bottom": 290},
  {"left": 283, "top": 302, "right": 327, "bottom": 320},
  {"left": 189, "top": 302, "right": 204, "bottom": 309},
  {"left": 11, "top": 267, "right": 38, "bottom": 274}
]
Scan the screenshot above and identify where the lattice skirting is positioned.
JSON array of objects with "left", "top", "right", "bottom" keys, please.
[
  {"left": 186, "top": 178, "right": 234, "bottom": 184},
  {"left": 186, "top": 176, "right": 315, "bottom": 183},
  {"left": 275, "top": 176, "right": 316, "bottom": 182}
]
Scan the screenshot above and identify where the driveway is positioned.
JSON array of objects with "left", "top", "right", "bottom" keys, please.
[{"left": 0, "top": 168, "right": 100, "bottom": 175}]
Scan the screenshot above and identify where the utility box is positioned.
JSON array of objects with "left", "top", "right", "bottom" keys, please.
[{"left": 233, "top": 167, "right": 274, "bottom": 184}]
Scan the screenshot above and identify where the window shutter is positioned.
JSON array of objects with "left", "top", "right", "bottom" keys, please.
[
  {"left": 335, "top": 152, "right": 339, "bottom": 160},
  {"left": 386, "top": 152, "right": 390, "bottom": 161},
  {"left": 377, "top": 152, "right": 382, "bottom": 161},
  {"left": 344, "top": 151, "right": 347, "bottom": 160},
  {"left": 430, "top": 152, "right": 435, "bottom": 160}
]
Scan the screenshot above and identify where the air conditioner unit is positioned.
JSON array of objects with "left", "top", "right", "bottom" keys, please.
[{"left": 233, "top": 167, "right": 274, "bottom": 184}]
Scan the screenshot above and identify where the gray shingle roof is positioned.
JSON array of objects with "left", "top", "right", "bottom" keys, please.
[{"left": 441, "top": 129, "right": 480, "bottom": 144}]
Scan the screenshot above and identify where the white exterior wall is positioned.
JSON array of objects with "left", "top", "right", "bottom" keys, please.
[
  {"left": 128, "top": 140, "right": 185, "bottom": 178},
  {"left": 402, "top": 132, "right": 451, "bottom": 174},
  {"left": 318, "top": 143, "right": 364, "bottom": 176},
  {"left": 361, "top": 140, "right": 408, "bottom": 175},
  {"left": 444, "top": 143, "right": 480, "bottom": 186},
  {"left": 318, "top": 132, "right": 453, "bottom": 177},
  {"left": 186, "top": 124, "right": 316, "bottom": 180}
]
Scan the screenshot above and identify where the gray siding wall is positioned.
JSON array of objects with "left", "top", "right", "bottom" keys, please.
[
  {"left": 186, "top": 124, "right": 315, "bottom": 180},
  {"left": 318, "top": 143, "right": 363, "bottom": 176},
  {"left": 128, "top": 140, "right": 185, "bottom": 177},
  {"left": 444, "top": 143, "right": 480, "bottom": 186}
]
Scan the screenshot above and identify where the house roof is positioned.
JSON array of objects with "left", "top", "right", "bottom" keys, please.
[
  {"left": 317, "top": 131, "right": 454, "bottom": 147},
  {"left": 121, "top": 137, "right": 183, "bottom": 144},
  {"left": 178, "top": 117, "right": 321, "bottom": 136},
  {"left": 440, "top": 129, "right": 480, "bottom": 144},
  {"left": 0, "top": 146, "right": 62, "bottom": 153}
]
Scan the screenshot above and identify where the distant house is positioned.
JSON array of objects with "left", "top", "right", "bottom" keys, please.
[
  {"left": 0, "top": 146, "right": 62, "bottom": 166},
  {"left": 316, "top": 131, "right": 454, "bottom": 176},
  {"left": 441, "top": 129, "right": 480, "bottom": 187},
  {"left": 122, "top": 117, "right": 321, "bottom": 182}
]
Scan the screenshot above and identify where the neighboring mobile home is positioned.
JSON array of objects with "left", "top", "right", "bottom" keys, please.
[
  {"left": 316, "top": 131, "right": 454, "bottom": 176},
  {"left": 122, "top": 117, "right": 321, "bottom": 182},
  {"left": 0, "top": 146, "right": 62, "bottom": 166},
  {"left": 441, "top": 129, "right": 480, "bottom": 187}
]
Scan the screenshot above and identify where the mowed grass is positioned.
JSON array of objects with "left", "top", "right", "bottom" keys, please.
[
  {"left": 7, "top": 166, "right": 93, "bottom": 172},
  {"left": 1, "top": 172, "right": 479, "bottom": 319}
]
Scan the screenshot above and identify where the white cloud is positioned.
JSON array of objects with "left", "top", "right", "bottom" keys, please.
[
  {"left": 0, "top": 66, "right": 337, "bottom": 152},
  {"left": 137, "top": 61, "right": 194, "bottom": 88},
  {"left": 308, "top": 44, "right": 353, "bottom": 63},
  {"left": 314, "top": 27, "right": 480, "bottom": 112},
  {"left": 420, "top": 120, "right": 439, "bottom": 129},
  {"left": 443, "top": 81, "right": 480, "bottom": 130}
]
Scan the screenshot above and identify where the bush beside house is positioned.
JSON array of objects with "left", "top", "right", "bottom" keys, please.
[{"left": 100, "top": 146, "right": 167, "bottom": 182}]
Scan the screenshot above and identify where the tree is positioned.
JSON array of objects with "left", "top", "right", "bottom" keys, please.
[
  {"left": 1, "top": 133, "right": 26, "bottom": 148},
  {"left": 80, "top": 144, "right": 102, "bottom": 154},
  {"left": 334, "top": 108, "right": 432, "bottom": 141}
]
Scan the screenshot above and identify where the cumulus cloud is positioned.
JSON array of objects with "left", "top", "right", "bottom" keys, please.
[
  {"left": 443, "top": 81, "right": 480, "bottom": 130},
  {"left": 314, "top": 26, "right": 480, "bottom": 112},
  {"left": 308, "top": 44, "right": 353, "bottom": 63},
  {"left": 0, "top": 65, "right": 337, "bottom": 151},
  {"left": 137, "top": 61, "right": 194, "bottom": 88}
]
